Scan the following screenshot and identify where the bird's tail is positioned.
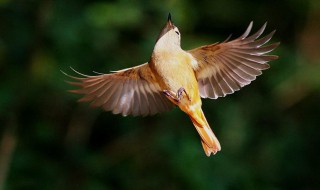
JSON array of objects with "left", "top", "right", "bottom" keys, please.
[{"left": 189, "top": 108, "right": 221, "bottom": 156}]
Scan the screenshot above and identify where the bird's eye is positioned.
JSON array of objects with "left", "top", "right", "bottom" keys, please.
[{"left": 175, "top": 31, "right": 180, "bottom": 35}]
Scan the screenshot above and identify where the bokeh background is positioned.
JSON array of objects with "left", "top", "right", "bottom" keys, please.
[{"left": 1, "top": 0, "right": 320, "bottom": 189}]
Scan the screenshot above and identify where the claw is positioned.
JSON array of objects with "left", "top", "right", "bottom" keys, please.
[
  {"left": 177, "top": 88, "right": 183, "bottom": 100},
  {"left": 163, "top": 87, "right": 191, "bottom": 103},
  {"left": 177, "top": 87, "right": 191, "bottom": 101},
  {"left": 163, "top": 90, "right": 180, "bottom": 103}
]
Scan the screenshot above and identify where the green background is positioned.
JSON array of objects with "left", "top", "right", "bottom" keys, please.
[{"left": 1, "top": 0, "right": 320, "bottom": 189}]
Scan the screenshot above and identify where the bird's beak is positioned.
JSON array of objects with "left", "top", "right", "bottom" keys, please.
[
  {"left": 156, "top": 13, "right": 175, "bottom": 42},
  {"left": 167, "top": 13, "right": 174, "bottom": 28}
]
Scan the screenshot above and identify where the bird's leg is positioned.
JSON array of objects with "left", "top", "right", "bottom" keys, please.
[
  {"left": 163, "top": 90, "right": 180, "bottom": 103},
  {"left": 163, "top": 87, "right": 191, "bottom": 103},
  {"left": 177, "top": 87, "right": 191, "bottom": 101}
]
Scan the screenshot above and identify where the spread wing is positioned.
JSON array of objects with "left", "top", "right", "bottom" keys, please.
[
  {"left": 63, "top": 63, "right": 174, "bottom": 116},
  {"left": 188, "top": 22, "right": 280, "bottom": 99}
]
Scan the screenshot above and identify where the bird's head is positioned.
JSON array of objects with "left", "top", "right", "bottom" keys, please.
[{"left": 154, "top": 13, "right": 181, "bottom": 51}]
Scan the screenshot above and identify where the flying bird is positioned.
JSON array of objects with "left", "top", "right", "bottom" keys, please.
[{"left": 64, "top": 14, "right": 279, "bottom": 156}]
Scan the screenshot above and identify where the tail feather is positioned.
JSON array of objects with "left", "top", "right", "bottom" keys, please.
[{"left": 189, "top": 109, "right": 221, "bottom": 156}]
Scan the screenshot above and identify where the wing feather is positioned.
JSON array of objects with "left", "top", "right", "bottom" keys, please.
[
  {"left": 144, "top": 83, "right": 158, "bottom": 115},
  {"left": 64, "top": 63, "right": 174, "bottom": 116},
  {"left": 189, "top": 22, "right": 279, "bottom": 99}
]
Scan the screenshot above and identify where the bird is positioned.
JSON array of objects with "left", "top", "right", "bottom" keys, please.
[{"left": 63, "top": 13, "right": 279, "bottom": 156}]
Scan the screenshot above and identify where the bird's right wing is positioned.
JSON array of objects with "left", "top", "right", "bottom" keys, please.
[
  {"left": 188, "top": 22, "right": 279, "bottom": 99},
  {"left": 63, "top": 63, "right": 174, "bottom": 116}
]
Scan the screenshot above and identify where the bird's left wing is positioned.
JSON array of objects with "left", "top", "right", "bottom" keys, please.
[
  {"left": 63, "top": 63, "right": 174, "bottom": 116},
  {"left": 188, "top": 22, "right": 279, "bottom": 99}
]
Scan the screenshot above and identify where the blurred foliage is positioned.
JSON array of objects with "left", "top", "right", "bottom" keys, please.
[{"left": 0, "top": 0, "right": 320, "bottom": 189}]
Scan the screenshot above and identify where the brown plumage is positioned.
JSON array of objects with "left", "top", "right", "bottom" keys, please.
[{"left": 63, "top": 14, "right": 279, "bottom": 156}]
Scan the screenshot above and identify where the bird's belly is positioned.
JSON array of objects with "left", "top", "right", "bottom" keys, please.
[
  {"left": 152, "top": 59, "right": 200, "bottom": 102},
  {"left": 156, "top": 62, "right": 190, "bottom": 89}
]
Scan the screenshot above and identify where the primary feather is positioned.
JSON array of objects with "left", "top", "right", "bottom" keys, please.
[{"left": 188, "top": 22, "right": 279, "bottom": 99}]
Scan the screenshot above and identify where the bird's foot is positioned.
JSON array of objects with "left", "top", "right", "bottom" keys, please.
[
  {"left": 163, "top": 87, "right": 191, "bottom": 103},
  {"left": 177, "top": 87, "right": 191, "bottom": 101},
  {"left": 163, "top": 90, "right": 180, "bottom": 103}
]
